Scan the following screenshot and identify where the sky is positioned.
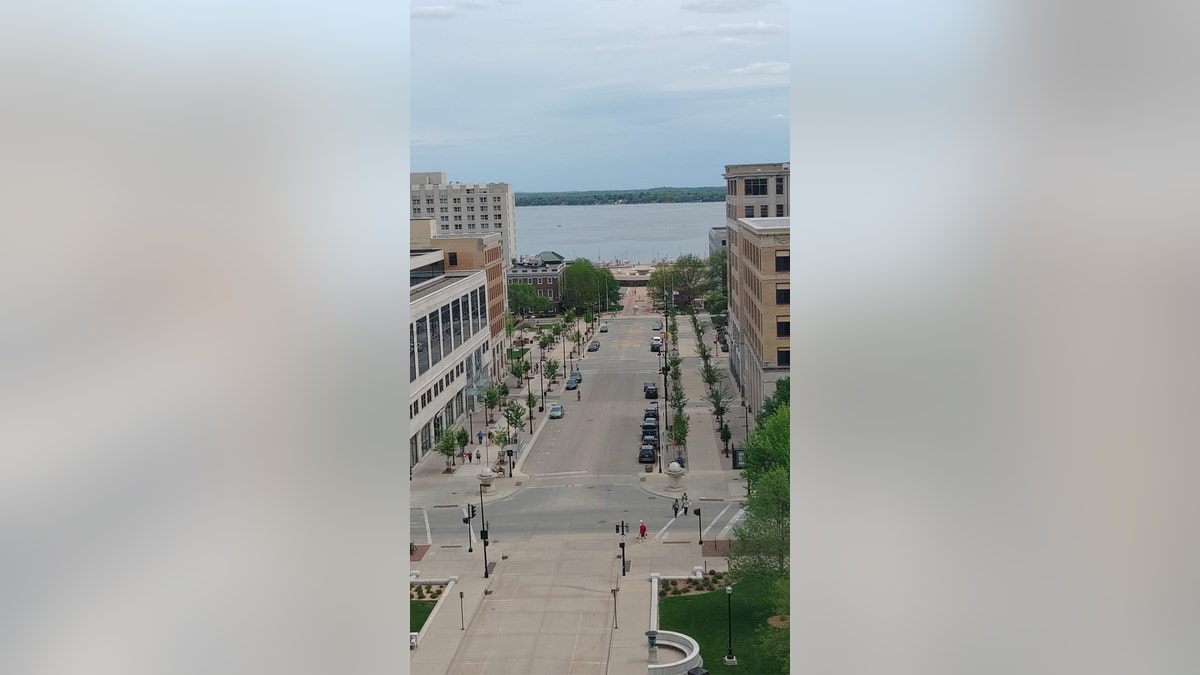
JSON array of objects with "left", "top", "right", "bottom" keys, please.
[{"left": 410, "top": 0, "right": 790, "bottom": 192}]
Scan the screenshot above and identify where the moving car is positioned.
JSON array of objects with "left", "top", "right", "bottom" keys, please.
[
  {"left": 638, "top": 445, "right": 657, "bottom": 463},
  {"left": 549, "top": 403, "right": 564, "bottom": 419},
  {"left": 599, "top": 325, "right": 608, "bottom": 332},
  {"left": 565, "top": 378, "right": 578, "bottom": 390},
  {"left": 644, "top": 384, "right": 658, "bottom": 399},
  {"left": 587, "top": 341, "right": 600, "bottom": 352}
]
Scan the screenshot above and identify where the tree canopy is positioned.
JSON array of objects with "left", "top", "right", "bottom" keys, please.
[
  {"left": 508, "top": 282, "right": 551, "bottom": 317},
  {"left": 560, "top": 260, "right": 620, "bottom": 314}
]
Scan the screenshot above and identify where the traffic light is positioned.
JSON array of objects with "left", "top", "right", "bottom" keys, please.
[
  {"left": 470, "top": 504, "right": 477, "bottom": 519},
  {"left": 462, "top": 516, "right": 469, "bottom": 525},
  {"left": 693, "top": 508, "right": 700, "bottom": 517}
]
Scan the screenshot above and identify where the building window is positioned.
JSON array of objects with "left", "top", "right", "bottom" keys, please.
[
  {"left": 440, "top": 207, "right": 448, "bottom": 213},
  {"left": 481, "top": 223, "right": 489, "bottom": 229},
  {"left": 412, "top": 208, "right": 420, "bottom": 215},
  {"left": 454, "top": 223, "right": 462, "bottom": 230},
  {"left": 760, "top": 204, "right": 768, "bottom": 217},
  {"left": 453, "top": 197, "right": 461, "bottom": 203},
  {"left": 466, "top": 188, "right": 474, "bottom": 194},
  {"left": 776, "top": 176, "right": 784, "bottom": 195},
  {"left": 493, "top": 196, "right": 500, "bottom": 202},
  {"left": 440, "top": 197, "right": 447, "bottom": 204},
  {"left": 411, "top": 198, "right": 419, "bottom": 204},
  {"left": 745, "top": 177, "right": 767, "bottom": 195},
  {"left": 493, "top": 205, "right": 500, "bottom": 210},
  {"left": 776, "top": 319, "right": 790, "bottom": 337},
  {"left": 454, "top": 215, "right": 462, "bottom": 221},
  {"left": 775, "top": 252, "right": 789, "bottom": 272},
  {"left": 744, "top": 206, "right": 754, "bottom": 217},
  {"left": 467, "top": 197, "right": 474, "bottom": 203},
  {"left": 728, "top": 179, "right": 737, "bottom": 196},
  {"left": 441, "top": 224, "right": 449, "bottom": 231},
  {"left": 468, "top": 206, "right": 474, "bottom": 212},
  {"left": 777, "top": 349, "right": 790, "bottom": 367},
  {"left": 495, "top": 214, "right": 501, "bottom": 220},
  {"left": 468, "top": 215, "right": 475, "bottom": 221},
  {"left": 776, "top": 286, "right": 789, "bottom": 305},
  {"left": 448, "top": 252, "right": 458, "bottom": 266},
  {"left": 481, "top": 214, "right": 488, "bottom": 220},
  {"left": 441, "top": 216, "right": 449, "bottom": 222},
  {"left": 776, "top": 204, "right": 784, "bottom": 217},
  {"left": 425, "top": 198, "right": 434, "bottom": 204}
]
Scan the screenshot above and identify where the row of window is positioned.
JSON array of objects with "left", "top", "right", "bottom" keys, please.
[
  {"left": 409, "top": 346, "right": 483, "bottom": 421},
  {"left": 726, "top": 176, "right": 787, "bottom": 196},
  {"left": 442, "top": 222, "right": 502, "bottom": 231},
  {"left": 410, "top": 287, "right": 488, "bottom": 382},
  {"left": 413, "top": 195, "right": 503, "bottom": 204}
]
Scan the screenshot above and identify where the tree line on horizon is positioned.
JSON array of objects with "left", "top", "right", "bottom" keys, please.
[{"left": 514, "top": 186, "right": 724, "bottom": 207}]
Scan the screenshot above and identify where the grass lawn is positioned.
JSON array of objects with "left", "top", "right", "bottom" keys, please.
[
  {"left": 658, "top": 575, "right": 786, "bottom": 674},
  {"left": 410, "top": 600, "right": 436, "bottom": 634}
]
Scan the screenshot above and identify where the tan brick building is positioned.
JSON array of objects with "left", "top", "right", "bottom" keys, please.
[
  {"left": 411, "top": 171, "right": 518, "bottom": 269},
  {"left": 726, "top": 216, "right": 790, "bottom": 415},
  {"left": 412, "top": 218, "right": 508, "bottom": 380}
]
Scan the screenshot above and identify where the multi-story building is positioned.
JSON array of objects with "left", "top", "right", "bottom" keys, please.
[
  {"left": 723, "top": 162, "right": 790, "bottom": 222},
  {"left": 708, "top": 226, "right": 728, "bottom": 257},
  {"left": 409, "top": 247, "right": 492, "bottom": 470},
  {"left": 726, "top": 216, "right": 790, "bottom": 415},
  {"left": 506, "top": 251, "right": 567, "bottom": 309},
  {"left": 411, "top": 171, "right": 518, "bottom": 268},
  {"left": 412, "top": 217, "right": 507, "bottom": 380}
]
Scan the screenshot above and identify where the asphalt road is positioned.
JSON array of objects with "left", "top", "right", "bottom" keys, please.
[{"left": 411, "top": 316, "right": 743, "bottom": 549}]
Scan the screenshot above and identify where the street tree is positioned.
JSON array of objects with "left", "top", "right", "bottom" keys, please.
[
  {"left": 482, "top": 383, "right": 503, "bottom": 424},
  {"left": 503, "top": 401, "right": 526, "bottom": 442},
  {"left": 702, "top": 386, "right": 732, "bottom": 427},
  {"left": 543, "top": 359, "right": 560, "bottom": 384},
  {"left": 435, "top": 426, "right": 459, "bottom": 467},
  {"left": 742, "top": 404, "right": 790, "bottom": 488},
  {"left": 646, "top": 264, "right": 674, "bottom": 307},
  {"left": 455, "top": 427, "right": 470, "bottom": 456},
  {"left": 668, "top": 412, "right": 689, "bottom": 453},
  {"left": 508, "top": 358, "right": 530, "bottom": 384},
  {"left": 720, "top": 422, "right": 732, "bottom": 453},
  {"left": 538, "top": 331, "right": 554, "bottom": 361},
  {"left": 706, "top": 247, "right": 728, "bottom": 295},
  {"left": 525, "top": 390, "right": 537, "bottom": 421},
  {"left": 668, "top": 382, "right": 687, "bottom": 412},
  {"left": 571, "top": 330, "right": 583, "bottom": 354},
  {"left": 508, "top": 283, "right": 550, "bottom": 317},
  {"left": 700, "top": 361, "right": 724, "bottom": 390},
  {"left": 728, "top": 465, "right": 790, "bottom": 580}
]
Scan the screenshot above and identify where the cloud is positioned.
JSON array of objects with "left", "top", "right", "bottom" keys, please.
[
  {"left": 771, "top": 113, "right": 788, "bottom": 119},
  {"left": 412, "top": 5, "right": 459, "bottom": 18},
  {"left": 685, "top": 65, "right": 712, "bottom": 71},
  {"left": 716, "top": 37, "right": 765, "bottom": 48},
  {"left": 681, "top": 0, "right": 782, "bottom": 13},
  {"left": 712, "top": 20, "right": 784, "bottom": 34},
  {"left": 727, "top": 61, "right": 790, "bottom": 75},
  {"left": 594, "top": 44, "right": 636, "bottom": 53}
]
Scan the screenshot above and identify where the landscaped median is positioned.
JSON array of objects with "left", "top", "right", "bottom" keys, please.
[
  {"left": 409, "top": 578, "right": 454, "bottom": 648},
  {"left": 657, "top": 573, "right": 787, "bottom": 674}
]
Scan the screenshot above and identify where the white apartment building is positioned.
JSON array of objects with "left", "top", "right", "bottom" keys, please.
[
  {"left": 409, "top": 249, "right": 492, "bottom": 470},
  {"left": 411, "top": 171, "right": 518, "bottom": 269}
]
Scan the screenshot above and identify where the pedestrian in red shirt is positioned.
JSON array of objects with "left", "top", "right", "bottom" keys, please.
[{"left": 639, "top": 520, "right": 647, "bottom": 540}]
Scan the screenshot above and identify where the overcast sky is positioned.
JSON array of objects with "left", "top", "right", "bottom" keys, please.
[{"left": 410, "top": 0, "right": 790, "bottom": 192}]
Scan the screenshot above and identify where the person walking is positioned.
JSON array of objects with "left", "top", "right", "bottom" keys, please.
[
  {"left": 672, "top": 499, "right": 680, "bottom": 518},
  {"left": 682, "top": 497, "right": 690, "bottom": 516},
  {"left": 639, "top": 520, "right": 647, "bottom": 541},
  {"left": 477, "top": 430, "right": 484, "bottom": 445},
  {"left": 576, "top": 389, "right": 581, "bottom": 401},
  {"left": 468, "top": 450, "right": 474, "bottom": 464}
]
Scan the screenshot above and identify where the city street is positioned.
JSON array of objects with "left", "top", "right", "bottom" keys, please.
[{"left": 409, "top": 309, "right": 753, "bottom": 674}]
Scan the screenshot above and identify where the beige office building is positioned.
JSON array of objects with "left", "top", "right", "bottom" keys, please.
[
  {"left": 723, "top": 162, "right": 790, "bottom": 222},
  {"left": 726, "top": 216, "right": 790, "bottom": 415},
  {"left": 412, "top": 218, "right": 508, "bottom": 380},
  {"left": 411, "top": 171, "right": 518, "bottom": 269}
]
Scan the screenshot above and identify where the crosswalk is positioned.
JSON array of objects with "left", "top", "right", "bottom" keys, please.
[{"left": 649, "top": 503, "right": 744, "bottom": 542}]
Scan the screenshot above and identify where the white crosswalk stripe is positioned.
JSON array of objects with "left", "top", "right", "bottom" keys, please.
[{"left": 717, "top": 508, "right": 745, "bottom": 540}]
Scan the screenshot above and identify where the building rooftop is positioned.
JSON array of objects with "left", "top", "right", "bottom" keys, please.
[
  {"left": 738, "top": 217, "right": 790, "bottom": 231},
  {"left": 411, "top": 271, "right": 482, "bottom": 303}
]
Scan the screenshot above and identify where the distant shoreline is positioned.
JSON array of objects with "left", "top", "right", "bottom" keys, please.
[{"left": 515, "top": 186, "right": 724, "bottom": 207}]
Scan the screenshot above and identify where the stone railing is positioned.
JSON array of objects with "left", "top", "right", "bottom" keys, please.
[
  {"left": 647, "top": 573, "right": 704, "bottom": 675},
  {"left": 410, "top": 575, "right": 458, "bottom": 649}
]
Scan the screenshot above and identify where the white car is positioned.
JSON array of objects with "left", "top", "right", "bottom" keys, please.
[
  {"left": 549, "top": 403, "right": 565, "bottom": 419},
  {"left": 651, "top": 336, "right": 662, "bottom": 346}
]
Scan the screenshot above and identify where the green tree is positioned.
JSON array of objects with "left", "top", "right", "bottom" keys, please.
[
  {"left": 455, "top": 427, "right": 470, "bottom": 456},
  {"left": 543, "top": 358, "right": 560, "bottom": 384},
  {"left": 668, "top": 382, "right": 687, "bottom": 412},
  {"left": 720, "top": 422, "right": 732, "bottom": 453},
  {"left": 503, "top": 401, "right": 526, "bottom": 441},
  {"left": 508, "top": 358, "right": 530, "bottom": 383},
  {"left": 435, "top": 426, "right": 460, "bottom": 467},
  {"left": 571, "top": 330, "right": 583, "bottom": 354},
  {"left": 706, "top": 247, "right": 728, "bottom": 293},
  {"left": 756, "top": 378, "right": 790, "bottom": 430},
  {"left": 561, "top": 260, "right": 600, "bottom": 313},
  {"left": 668, "top": 412, "right": 689, "bottom": 452},
  {"left": 647, "top": 264, "right": 675, "bottom": 307},
  {"left": 700, "top": 361, "right": 724, "bottom": 390},
  {"left": 508, "top": 283, "right": 550, "bottom": 317},
  {"left": 742, "top": 404, "right": 790, "bottom": 488},
  {"left": 526, "top": 390, "right": 537, "bottom": 421},
  {"left": 482, "top": 383, "right": 503, "bottom": 424},
  {"left": 597, "top": 268, "right": 621, "bottom": 311},
  {"left": 702, "top": 386, "right": 732, "bottom": 428}
]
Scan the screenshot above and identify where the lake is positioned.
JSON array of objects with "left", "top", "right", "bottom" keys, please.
[{"left": 514, "top": 202, "right": 724, "bottom": 264}]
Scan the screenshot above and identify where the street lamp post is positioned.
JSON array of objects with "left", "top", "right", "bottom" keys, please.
[
  {"left": 615, "top": 520, "right": 628, "bottom": 576},
  {"left": 479, "top": 484, "right": 489, "bottom": 578},
  {"left": 695, "top": 507, "right": 703, "bottom": 545},
  {"left": 538, "top": 357, "right": 545, "bottom": 412},
  {"left": 724, "top": 585, "right": 737, "bottom": 665},
  {"left": 506, "top": 448, "right": 514, "bottom": 477}
]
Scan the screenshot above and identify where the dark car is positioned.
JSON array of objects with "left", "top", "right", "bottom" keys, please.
[
  {"left": 570, "top": 370, "right": 582, "bottom": 382},
  {"left": 599, "top": 325, "right": 608, "bottom": 332},
  {"left": 720, "top": 341, "right": 729, "bottom": 352},
  {"left": 587, "top": 341, "right": 600, "bottom": 352},
  {"left": 644, "top": 385, "right": 658, "bottom": 399},
  {"left": 650, "top": 343, "right": 661, "bottom": 353},
  {"left": 641, "top": 433, "right": 659, "bottom": 449},
  {"left": 638, "top": 445, "right": 657, "bottom": 463},
  {"left": 565, "top": 378, "right": 578, "bottom": 390},
  {"left": 643, "top": 381, "right": 656, "bottom": 392},
  {"left": 644, "top": 407, "right": 659, "bottom": 419}
]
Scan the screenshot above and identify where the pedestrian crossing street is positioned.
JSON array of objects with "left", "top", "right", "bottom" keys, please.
[{"left": 650, "top": 502, "right": 744, "bottom": 542}]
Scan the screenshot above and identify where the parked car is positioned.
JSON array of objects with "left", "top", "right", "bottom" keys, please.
[
  {"left": 587, "top": 341, "right": 600, "bottom": 352},
  {"left": 641, "top": 433, "right": 659, "bottom": 449},
  {"left": 643, "top": 407, "right": 659, "bottom": 419},
  {"left": 565, "top": 378, "right": 578, "bottom": 390},
  {"left": 651, "top": 336, "right": 663, "bottom": 345},
  {"left": 653, "top": 322, "right": 663, "bottom": 330},
  {"left": 549, "top": 403, "right": 564, "bottom": 419},
  {"left": 644, "top": 384, "right": 658, "bottom": 399},
  {"left": 641, "top": 421, "right": 658, "bottom": 436},
  {"left": 599, "top": 325, "right": 608, "bottom": 333},
  {"left": 650, "top": 343, "right": 661, "bottom": 353},
  {"left": 638, "top": 445, "right": 657, "bottom": 463},
  {"left": 569, "top": 370, "right": 582, "bottom": 382},
  {"left": 643, "top": 381, "right": 657, "bottom": 392}
]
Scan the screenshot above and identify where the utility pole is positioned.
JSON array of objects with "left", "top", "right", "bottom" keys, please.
[
  {"left": 615, "top": 520, "right": 628, "bottom": 576},
  {"left": 479, "top": 485, "right": 489, "bottom": 578}
]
